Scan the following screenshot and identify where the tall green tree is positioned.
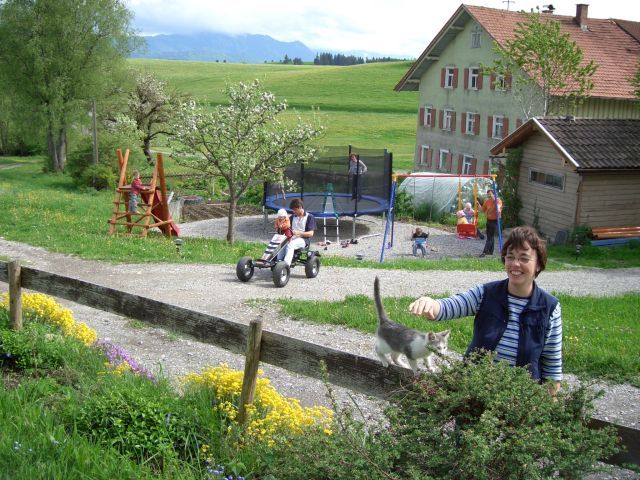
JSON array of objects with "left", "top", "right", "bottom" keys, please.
[
  {"left": 171, "top": 80, "right": 323, "bottom": 243},
  {"left": 487, "top": 12, "right": 598, "bottom": 118},
  {"left": 0, "top": 0, "right": 139, "bottom": 171}
]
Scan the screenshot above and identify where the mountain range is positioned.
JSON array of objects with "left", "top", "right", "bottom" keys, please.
[{"left": 131, "top": 32, "right": 317, "bottom": 63}]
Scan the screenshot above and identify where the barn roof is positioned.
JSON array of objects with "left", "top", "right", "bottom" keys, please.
[{"left": 490, "top": 118, "right": 640, "bottom": 171}]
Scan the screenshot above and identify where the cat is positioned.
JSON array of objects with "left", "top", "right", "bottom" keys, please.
[{"left": 374, "top": 277, "right": 450, "bottom": 374}]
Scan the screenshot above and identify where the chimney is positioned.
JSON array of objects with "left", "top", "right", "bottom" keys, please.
[{"left": 575, "top": 4, "right": 589, "bottom": 31}]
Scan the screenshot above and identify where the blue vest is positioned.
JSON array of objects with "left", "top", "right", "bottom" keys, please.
[{"left": 465, "top": 279, "right": 559, "bottom": 380}]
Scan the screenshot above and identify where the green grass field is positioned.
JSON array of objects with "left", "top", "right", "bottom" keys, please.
[{"left": 129, "top": 59, "right": 419, "bottom": 170}]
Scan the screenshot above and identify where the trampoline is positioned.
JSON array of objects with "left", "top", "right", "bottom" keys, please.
[
  {"left": 265, "top": 192, "right": 388, "bottom": 217},
  {"left": 263, "top": 145, "right": 393, "bottom": 241}
]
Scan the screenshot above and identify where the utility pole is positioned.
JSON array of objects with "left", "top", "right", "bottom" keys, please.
[{"left": 91, "top": 100, "right": 99, "bottom": 186}]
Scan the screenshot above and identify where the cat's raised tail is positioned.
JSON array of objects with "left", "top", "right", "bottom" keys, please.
[{"left": 374, "top": 276, "right": 390, "bottom": 327}]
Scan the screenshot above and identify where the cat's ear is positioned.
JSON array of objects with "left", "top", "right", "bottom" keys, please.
[
  {"left": 428, "top": 332, "right": 436, "bottom": 340},
  {"left": 442, "top": 330, "right": 451, "bottom": 338}
]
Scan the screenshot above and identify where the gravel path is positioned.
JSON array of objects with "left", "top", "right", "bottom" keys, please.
[{"left": 1, "top": 216, "right": 639, "bottom": 478}]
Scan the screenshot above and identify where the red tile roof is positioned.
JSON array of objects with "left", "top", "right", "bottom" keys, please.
[
  {"left": 396, "top": 4, "right": 640, "bottom": 100},
  {"left": 465, "top": 5, "right": 640, "bottom": 100}
]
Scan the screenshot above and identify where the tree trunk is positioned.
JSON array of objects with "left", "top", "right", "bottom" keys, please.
[
  {"left": 227, "top": 195, "right": 237, "bottom": 243},
  {"left": 143, "top": 136, "right": 152, "bottom": 164},
  {"left": 46, "top": 125, "right": 67, "bottom": 172},
  {"left": 0, "top": 120, "right": 8, "bottom": 154}
]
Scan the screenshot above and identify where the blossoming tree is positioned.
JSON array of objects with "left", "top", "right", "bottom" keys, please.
[{"left": 171, "top": 80, "right": 323, "bottom": 243}]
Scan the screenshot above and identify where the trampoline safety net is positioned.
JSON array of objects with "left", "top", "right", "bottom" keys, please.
[{"left": 264, "top": 145, "right": 392, "bottom": 217}]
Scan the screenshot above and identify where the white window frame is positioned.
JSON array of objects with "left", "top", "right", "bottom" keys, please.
[
  {"left": 438, "top": 149, "right": 449, "bottom": 170},
  {"left": 424, "top": 106, "right": 433, "bottom": 127},
  {"left": 471, "top": 26, "right": 482, "bottom": 48},
  {"left": 528, "top": 168, "right": 565, "bottom": 191},
  {"left": 445, "top": 67, "right": 455, "bottom": 88},
  {"left": 443, "top": 109, "right": 453, "bottom": 130},
  {"left": 462, "top": 155, "right": 474, "bottom": 175},
  {"left": 492, "top": 115, "right": 504, "bottom": 139},
  {"left": 495, "top": 74, "right": 506, "bottom": 90},
  {"left": 420, "top": 145, "right": 430, "bottom": 165},
  {"left": 468, "top": 67, "right": 480, "bottom": 90},
  {"left": 465, "top": 112, "right": 476, "bottom": 135}
]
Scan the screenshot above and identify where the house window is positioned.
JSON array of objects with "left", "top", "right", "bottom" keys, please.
[
  {"left": 468, "top": 67, "right": 480, "bottom": 89},
  {"left": 420, "top": 145, "right": 430, "bottom": 165},
  {"left": 462, "top": 155, "right": 474, "bottom": 175},
  {"left": 471, "top": 26, "right": 482, "bottom": 48},
  {"left": 443, "top": 109, "right": 453, "bottom": 130},
  {"left": 495, "top": 74, "right": 506, "bottom": 90},
  {"left": 424, "top": 106, "right": 433, "bottom": 127},
  {"left": 492, "top": 115, "right": 504, "bottom": 139},
  {"left": 529, "top": 169, "right": 565, "bottom": 191},
  {"left": 445, "top": 67, "right": 455, "bottom": 88},
  {"left": 465, "top": 112, "right": 476, "bottom": 135},
  {"left": 438, "top": 149, "right": 449, "bottom": 170}
]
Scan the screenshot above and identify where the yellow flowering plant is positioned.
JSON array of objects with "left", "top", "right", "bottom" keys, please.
[
  {"left": 182, "top": 363, "right": 333, "bottom": 447},
  {"left": 0, "top": 292, "right": 97, "bottom": 346}
]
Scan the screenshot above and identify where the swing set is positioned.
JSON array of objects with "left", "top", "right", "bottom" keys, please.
[{"left": 379, "top": 173, "right": 501, "bottom": 262}]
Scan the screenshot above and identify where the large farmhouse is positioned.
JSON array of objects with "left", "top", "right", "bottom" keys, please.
[
  {"left": 490, "top": 117, "right": 640, "bottom": 240},
  {"left": 395, "top": 4, "right": 640, "bottom": 175}
]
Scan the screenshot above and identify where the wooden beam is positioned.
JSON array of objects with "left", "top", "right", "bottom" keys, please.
[{"left": 8, "top": 260, "right": 22, "bottom": 330}]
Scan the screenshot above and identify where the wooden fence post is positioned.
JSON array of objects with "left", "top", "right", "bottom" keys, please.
[
  {"left": 237, "top": 319, "right": 263, "bottom": 425},
  {"left": 8, "top": 260, "right": 22, "bottom": 330}
]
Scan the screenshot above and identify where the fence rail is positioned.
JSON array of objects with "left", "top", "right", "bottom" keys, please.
[
  {"left": 0, "top": 261, "right": 412, "bottom": 399},
  {"left": 0, "top": 260, "right": 637, "bottom": 466}
]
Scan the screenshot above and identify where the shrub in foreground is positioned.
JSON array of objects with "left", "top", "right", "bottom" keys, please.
[{"left": 386, "top": 353, "right": 619, "bottom": 479}]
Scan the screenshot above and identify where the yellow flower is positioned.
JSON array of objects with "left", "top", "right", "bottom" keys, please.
[
  {"left": 181, "top": 363, "right": 333, "bottom": 446},
  {"left": 0, "top": 293, "right": 97, "bottom": 346}
]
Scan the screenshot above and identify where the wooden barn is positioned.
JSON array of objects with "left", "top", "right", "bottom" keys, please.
[{"left": 490, "top": 118, "right": 640, "bottom": 241}]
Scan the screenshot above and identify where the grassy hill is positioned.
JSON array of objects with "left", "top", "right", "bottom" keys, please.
[{"left": 129, "top": 59, "right": 419, "bottom": 168}]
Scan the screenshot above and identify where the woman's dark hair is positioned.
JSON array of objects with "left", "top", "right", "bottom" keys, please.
[
  {"left": 289, "top": 198, "right": 304, "bottom": 209},
  {"left": 501, "top": 226, "right": 547, "bottom": 277}
]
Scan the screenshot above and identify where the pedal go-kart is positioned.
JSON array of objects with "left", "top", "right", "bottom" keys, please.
[{"left": 236, "top": 234, "right": 321, "bottom": 288}]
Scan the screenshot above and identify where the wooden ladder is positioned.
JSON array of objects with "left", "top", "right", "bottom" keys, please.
[{"left": 107, "top": 149, "right": 178, "bottom": 238}]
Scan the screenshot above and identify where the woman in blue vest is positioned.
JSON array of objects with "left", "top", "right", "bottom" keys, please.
[{"left": 409, "top": 225, "right": 562, "bottom": 393}]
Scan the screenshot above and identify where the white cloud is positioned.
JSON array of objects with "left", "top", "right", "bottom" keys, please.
[{"left": 126, "top": 0, "right": 640, "bottom": 58}]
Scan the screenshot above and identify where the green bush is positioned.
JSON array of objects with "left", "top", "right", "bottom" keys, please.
[
  {"left": 75, "top": 377, "right": 206, "bottom": 468},
  {"left": 0, "top": 320, "right": 85, "bottom": 375},
  {"left": 66, "top": 132, "right": 147, "bottom": 189},
  {"left": 385, "top": 353, "right": 618, "bottom": 480}
]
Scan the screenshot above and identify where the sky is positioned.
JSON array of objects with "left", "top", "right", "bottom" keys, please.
[{"left": 126, "top": 0, "right": 640, "bottom": 58}]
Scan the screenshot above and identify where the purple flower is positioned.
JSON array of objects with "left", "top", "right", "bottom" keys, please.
[{"left": 94, "top": 340, "right": 154, "bottom": 380}]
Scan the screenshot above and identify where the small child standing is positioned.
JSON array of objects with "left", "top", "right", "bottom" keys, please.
[
  {"left": 412, "top": 227, "right": 429, "bottom": 257},
  {"left": 274, "top": 208, "right": 293, "bottom": 240},
  {"left": 128, "top": 170, "right": 143, "bottom": 213}
]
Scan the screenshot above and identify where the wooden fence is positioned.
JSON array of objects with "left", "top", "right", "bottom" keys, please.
[{"left": 0, "top": 260, "right": 637, "bottom": 466}]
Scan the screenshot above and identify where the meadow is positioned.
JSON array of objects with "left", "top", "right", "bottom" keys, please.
[
  {"left": 130, "top": 59, "right": 419, "bottom": 170},
  {"left": 0, "top": 59, "right": 637, "bottom": 479}
]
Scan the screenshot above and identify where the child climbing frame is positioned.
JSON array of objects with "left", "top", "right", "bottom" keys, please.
[{"left": 107, "top": 149, "right": 180, "bottom": 238}]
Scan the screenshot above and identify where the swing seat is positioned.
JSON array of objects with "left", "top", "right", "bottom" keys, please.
[{"left": 457, "top": 223, "right": 477, "bottom": 239}]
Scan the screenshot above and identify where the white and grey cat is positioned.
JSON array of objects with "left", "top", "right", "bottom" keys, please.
[{"left": 374, "top": 277, "right": 450, "bottom": 374}]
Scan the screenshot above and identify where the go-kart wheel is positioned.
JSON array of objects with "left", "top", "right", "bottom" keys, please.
[
  {"left": 236, "top": 256, "right": 254, "bottom": 282},
  {"left": 305, "top": 254, "right": 320, "bottom": 278},
  {"left": 272, "top": 261, "right": 290, "bottom": 288}
]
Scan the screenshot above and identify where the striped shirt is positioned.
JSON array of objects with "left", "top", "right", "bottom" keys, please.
[{"left": 435, "top": 285, "right": 563, "bottom": 381}]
